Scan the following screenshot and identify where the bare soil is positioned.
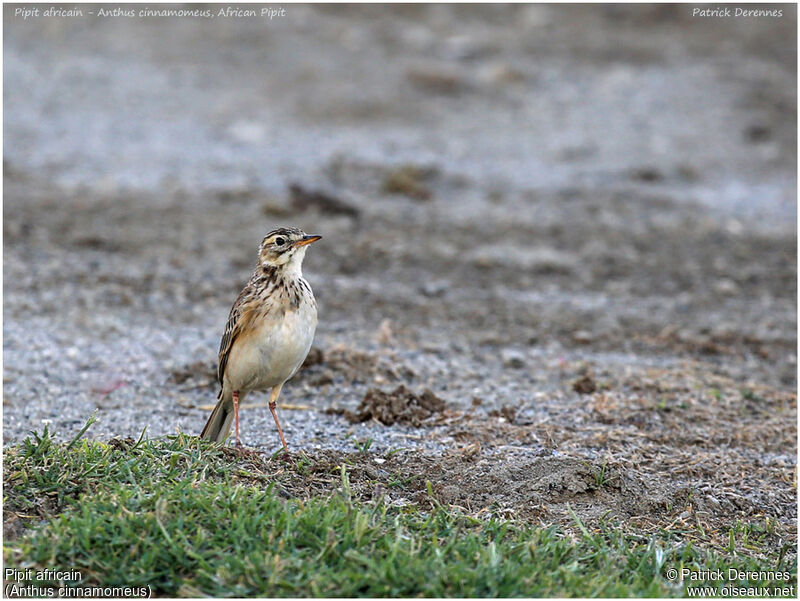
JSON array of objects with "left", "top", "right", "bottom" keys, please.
[{"left": 337, "top": 385, "right": 446, "bottom": 426}]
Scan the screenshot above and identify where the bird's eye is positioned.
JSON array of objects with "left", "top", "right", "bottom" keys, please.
[{"left": 275, "top": 237, "right": 285, "bottom": 246}]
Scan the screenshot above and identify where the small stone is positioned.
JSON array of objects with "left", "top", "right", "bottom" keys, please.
[
  {"left": 226, "top": 120, "right": 266, "bottom": 143},
  {"left": 713, "top": 278, "right": 740, "bottom": 296},
  {"left": 480, "top": 62, "right": 525, "bottom": 85},
  {"left": 376, "top": 319, "right": 393, "bottom": 344},
  {"left": 572, "top": 330, "right": 594, "bottom": 344},
  {"left": 630, "top": 166, "right": 663, "bottom": 182},
  {"left": 724, "top": 219, "right": 744, "bottom": 235},
  {"left": 420, "top": 280, "right": 449, "bottom": 298},
  {"left": 501, "top": 349, "right": 526, "bottom": 369},
  {"left": 745, "top": 124, "right": 771, "bottom": 143},
  {"left": 462, "top": 442, "right": 481, "bottom": 459},
  {"left": 441, "top": 35, "right": 487, "bottom": 61}
]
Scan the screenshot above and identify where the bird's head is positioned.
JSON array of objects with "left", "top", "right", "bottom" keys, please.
[{"left": 258, "top": 227, "right": 321, "bottom": 273}]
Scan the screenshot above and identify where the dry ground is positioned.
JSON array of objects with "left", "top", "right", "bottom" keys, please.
[{"left": 3, "top": 5, "right": 796, "bottom": 557}]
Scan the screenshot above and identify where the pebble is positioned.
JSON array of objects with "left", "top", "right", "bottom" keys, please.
[
  {"left": 501, "top": 349, "right": 526, "bottom": 369},
  {"left": 713, "top": 278, "right": 740, "bottom": 296},
  {"left": 420, "top": 280, "right": 449, "bottom": 298}
]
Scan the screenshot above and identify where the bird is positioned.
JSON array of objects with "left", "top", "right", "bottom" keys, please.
[{"left": 200, "top": 227, "right": 321, "bottom": 454}]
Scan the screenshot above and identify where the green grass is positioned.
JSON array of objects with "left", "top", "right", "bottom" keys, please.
[{"left": 3, "top": 420, "right": 797, "bottom": 597}]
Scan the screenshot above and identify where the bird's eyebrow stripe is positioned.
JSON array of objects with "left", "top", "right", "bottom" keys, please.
[{"left": 265, "top": 227, "right": 301, "bottom": 238}]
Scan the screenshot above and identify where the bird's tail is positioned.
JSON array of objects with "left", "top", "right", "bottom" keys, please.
[{"left": 200, "top": 389, "right": 235, "bottom": 442}]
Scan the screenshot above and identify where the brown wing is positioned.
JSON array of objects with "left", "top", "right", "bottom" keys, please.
[{"left": 217, "top": 283, "right": 255, "bottom": 385}]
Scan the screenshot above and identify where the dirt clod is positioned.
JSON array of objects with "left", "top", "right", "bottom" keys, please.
[
  {"left": 382, "top": 164, "right": 434, "bottom": 201},
  {"left": 344, "top": 385, "right": 445, "bottom": 426},
  {"left": 630, "top": 166, "right": 664, "bottom": 182},
  {"left": 488, "top": 405, "right": 518, "bottom": 422},
  {"left": 288, "top": 183, "right": 360, "bottom": 218},
  {"left": 107, "top": 437, "right": 136, "bottom": 451},
  {"left": 573, "top": 374, "right": 597, "bottom": 395}
]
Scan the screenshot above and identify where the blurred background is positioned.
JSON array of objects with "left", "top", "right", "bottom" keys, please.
[{"left": 4, "top": 4, "right": 796, "bottom": 450}]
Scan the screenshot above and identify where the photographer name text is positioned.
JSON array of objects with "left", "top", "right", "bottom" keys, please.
[{"left": 692, "top": 7, "right": 783, "bottom": 18}]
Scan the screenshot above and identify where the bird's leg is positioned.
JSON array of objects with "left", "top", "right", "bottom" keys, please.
[
  {"left": 268, "top": 385, "right": 291, "bottom": 457},
  {"left": 233, "top": 390, "right": 242, "bottom": 447},
  {"left": 231, "top": 391, "right": 260, "bottom": 460}
]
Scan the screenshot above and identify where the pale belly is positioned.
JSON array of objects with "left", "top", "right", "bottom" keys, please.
[{"left": 224, "top": 303, "right": 317, "bottom": 393}]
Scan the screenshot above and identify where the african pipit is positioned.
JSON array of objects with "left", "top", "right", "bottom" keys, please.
[{"left": 200, "top": 227, "right": 321, "bottom": 453}]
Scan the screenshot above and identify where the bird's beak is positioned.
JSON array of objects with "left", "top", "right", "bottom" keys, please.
[{"left": 293, "top": 235, "right": 322, "bottom": 247}]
